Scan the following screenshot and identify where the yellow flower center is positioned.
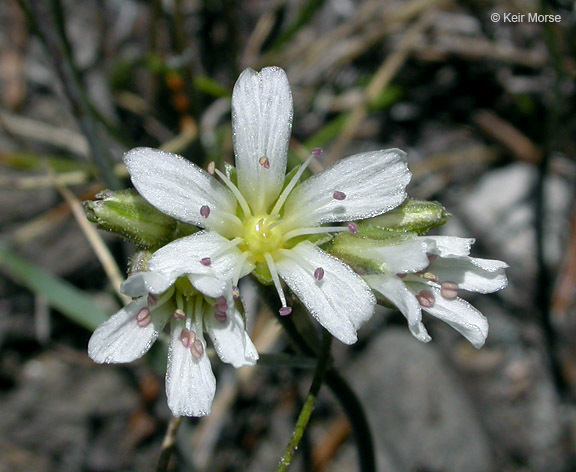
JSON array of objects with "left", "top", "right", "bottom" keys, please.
[{"left": 242, "top": 214, "right": 284, "bottom": 261}]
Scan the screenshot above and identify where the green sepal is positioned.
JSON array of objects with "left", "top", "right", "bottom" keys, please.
[
  {"left": 84, "top": 189, "right": 198, "bottom": 250},
  {"left": 358, "top": 199, "right": 450, "bottom": 237},
  {"left": 253, "top": 261, "right": 273, "bottom": 285}
]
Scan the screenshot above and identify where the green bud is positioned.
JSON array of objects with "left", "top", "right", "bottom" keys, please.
[
  {"left": 84, "top": 189, "right": 197, "bottom": 249},
  {"left": 357, "top": 199, "right": 450, "bottom": 237}
]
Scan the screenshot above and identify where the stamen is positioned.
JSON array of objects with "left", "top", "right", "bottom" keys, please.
[
  {"left": 232, "top": 286, "right": 240, "bottom": 299},
  {"left": 440, "top": 281, "right": 459, "bottom": 300},
  {"left": 216, "top": 296, "right": 228, "bottom": 309},
  {"left": 200, "top": 205, "right": 211, "bottom": 218},
  {"left": 180, "top": 328, "right": 193, "bottom": 348},
  {"left": 206, "top": 161, "right": 216, "bottom": 175},
  {"left": 333, "top": 191, "right": 346, "bottom": 201},
  {"left": 232, "top": 251, "right": 252, "bottom": 286},
  {"left": 314, "top": 267, "right": 325, "bottom": 281},
  {"left": 397, "top": 273, "right": 407, "bottom": 279},
  {"left": 416, "top": 290, "right": 435, "bottom": 308},
  {"left": 348, "top": 222, "right": 358, "bottom": 234},
  {"left": 214, "top": 168, "right": 252, "bottom": 217},
  {"left": 191, "top": 339, "right": 204, "bottom": 359},
  {"left": 147, "top": 293, "right": 158, "bottom": 307},
  {"left": 210, "top": 237, "right": 243, "bottom": 260},
  {"left": 271, "top": 152, "right": 317, "bottom": 215},
  {"left": 282, "top": 225, "right": 350, "bottom": 242},
  {"left": 279, "top": 306, "right": 292, "bottom": 316},
  {"left": 312, "top": 148, "right": 323, "bottom": 158},
  {"left": 427, "top": 254, "right": 437, "bottom": 262},
  {"left": 200, "top": 257, "right": 212, "bottom": 266},
  {"left": 173, "top": 309, "right": 186, "bottom": 320},
  {"left": 259, "top": 156, "right": 270, "bottom": 169},
  {"left": 136, "top": 307, "right": 151, "bottom": 327},
  {"left": 214, "top": 307, "right": 227, "bottom": 322},
  {"left": 422, "top": 272, "right": 439, "bottom": 282},
  {"left": 264, "top": 252, "right": 288, "bottom": 309}
]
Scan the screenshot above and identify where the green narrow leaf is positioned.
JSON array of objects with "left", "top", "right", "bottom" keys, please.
[{"left": 0, "top": 244, "right": 109, "bottom": 330}]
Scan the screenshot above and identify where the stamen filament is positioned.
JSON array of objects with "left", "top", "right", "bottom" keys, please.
[
  {"left": 214, "top": 168, "right": 252, "bottom": 217},
  {"left": 264, "top": 252, "right": 287, "bottom": 308},
  {"left": 210, "top": 237, "right": 244, "bottom": 259},
  {"left": 271, "top": 154, "right": 315, "bottom": 215},
  {"left": 232, "top": 251, "right": 252, "bottom": 286},
  {"left": 282, "top": 225, "right": 350, "bottom": 242}
]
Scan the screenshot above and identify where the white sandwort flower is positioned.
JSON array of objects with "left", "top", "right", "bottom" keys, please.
[
  {"left": 123, "top": 66, "right": 411, "bottom": 344},
  {"left": 363, "top": 236, "right": 508, "bottom": 348},
  {"left": 88, "top": 231, "right": 258, "bottom": 416}
]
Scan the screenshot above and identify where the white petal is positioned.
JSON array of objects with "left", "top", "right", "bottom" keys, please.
[
  {"left": 411, "top": 285, "right": 488, "bottom": 348},
  {"left": 364, "top": 274, "right": 431, "bottom": 343},
  {"left": 205, "top": 305, "right": 258, "bottom": 368},
  {"left": 283, "top": 149, "right": 410, "bottom": 227},
  {"left": 424, "top": 236, "right": 474, "bottom": 257},
  {"left": 166, "top": 319, "right": 216, "bottom": 417},
  {"left": 232, "top": 67, "right": 293, "bottom": 213},
  {"left": 121, "top": 271, "right": 173, "bottom": 297},
  {"left": 148, "top": 231, "right": 249, "bottom": 297},
  {"left": 369, "top": 239, "right": 429, "bottom": 274},
  {"left": 88, "top": 298, "right": 169, "bottom": 364},
  {"left": 431, "top": 256, "right": 508, "bottom": 294},
  {"left": 276, "top": 242, "right": 376, "bottom": 344},
  {"left": 124, "top": 147, "right": 236, "bottom": 226}
]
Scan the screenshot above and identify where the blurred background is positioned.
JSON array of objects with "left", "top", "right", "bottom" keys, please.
[{"left": 0, "top": 0, "right": 575, "bottom": 471}]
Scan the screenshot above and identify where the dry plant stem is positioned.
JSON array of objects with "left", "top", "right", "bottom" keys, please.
[
  {"left": 277, "top": 331, "right": 332, "bottom": 472},
  {"left": 56, "top": 181, "right": 129, "bottom": 303},
  {"left": 156, "top": 416, "right": 183, "bottom": 472},
  {"left": 325, "top": 6, "right": 437, "bottom": 165}
]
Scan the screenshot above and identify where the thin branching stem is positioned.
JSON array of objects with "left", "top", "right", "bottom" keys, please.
[
  {"left": 277, "top": 331, "right": 332, "bottom": 471},
  {"left": 156, "top": 416, "right": 183, "bottom": 472}
]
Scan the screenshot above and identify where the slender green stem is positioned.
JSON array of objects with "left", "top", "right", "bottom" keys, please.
[
  {"left": 277, "top": 331, "right": 332, "bottom": 472},
  {"left": 156, "top": 415, "right": 183, "bottom": 472}
]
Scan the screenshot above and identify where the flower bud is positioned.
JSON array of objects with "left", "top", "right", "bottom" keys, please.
[{"left": 84, "top": 189, "right": 197, "bottom": 249}]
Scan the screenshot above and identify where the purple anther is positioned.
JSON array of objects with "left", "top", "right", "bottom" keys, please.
[
  {"left": 214, "top": 309, "right": 227, "bottom": 323},
  {"left": 180, "top": 328, "right": 193, "bottom": 348},
  {"left": 191, "top": 339, "right": 204, "bottom": 358},
  {"left": 216, "top": 296, "right": 228, "bottom": 308},
  {"left": 333, "top": 191, "right": 347, "bottom": 201},
  {"left": 314, "top": 267, "right": 325, "bottom": 281},
  {"left": 232, "top": 286, "right": 240, "bottom": 299},
  {"left": 200, "top": 205, "right": 211, "bottom": 218},
  {"left": 440, "top": 281, "right": 459, "bottom": 300},
  {"left": 147, "top": 293, "right": 158, "bottom": 307},
  {"left": 397, "top": 273, "right": 407, "bottom": 279},
  {"left": 348, "top": 222, "right": 358, "bottom": 234},
  {"left": 279, "top": 306, "right": 293, "bottom": 317},
  {"left": 173, "top": 309, "right": 186, "bottom": 320},
  {"left": 416, "top": 290, "right": 435, "bottom": 308},
  {"left": 312, "top": 148, "right": 323, "bottom": 158},
  {"left": 200, "top": 257, "right": 212, "bottom": 266},
  {"left": 259, "top": 156, "right": 270, "bottom": 169},
  {"left": 136, "top": 307, "right": 151, "bottom": 327}
]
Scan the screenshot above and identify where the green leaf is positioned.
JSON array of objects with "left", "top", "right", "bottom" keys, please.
[{"left": 0, "top": 244, "right": 109, "bottom": 330}]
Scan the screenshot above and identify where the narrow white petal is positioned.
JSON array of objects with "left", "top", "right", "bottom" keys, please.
[
  {"left": 367, "top": 239, "right": 429, "bottom": 274},
  {"left": 431, "top": 256, "right": 508, "bottom": 294},
  {"left": 205, "top": 306, "right": 258, "bottom": 368},
  {"left": 410, "top": 284, "right": 488, "bottom": 348},
  {"left": 364, "top": 275, "right": 431, "bottom": 343},
  {"left": 283, "top": 149, "right": 410, "bottom": 227},
  {"left": 424, "top": 236, "right": 475, "bottom": 257},
  {"left": 88, "top": 298, "right": 169, "bottom": 364},
  {"left": 121, "top": 271, "right": 173, "bottom": 297},
  {"left": 148, "top": 231, "right": 249, "bottom": 296},
  {"left": 124, "top": 147, "right": 236, "bottom": 226},
  {"left": 232, "top": 67, "right": 292, "bottom": 213},
  {"left": 276, "top": 242, "right": 376, "bottom": 344},
  {"left": 166, "top": 319, "right": 216, "bottom": 417}
]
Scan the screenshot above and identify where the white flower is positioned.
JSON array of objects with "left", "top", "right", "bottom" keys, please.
[
  {"left": 88, "top": 231, "right": 258, "bottom": 417},
  {"left": 123, "top": 66, "right": 411, "bottom": 344},
  {"left": 363, "top": 236, "right": 508, "bottom": 348}
]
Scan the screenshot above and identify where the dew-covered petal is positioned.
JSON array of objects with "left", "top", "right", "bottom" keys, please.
[
  {"left": 283, "top": 149, "right": 410, "bottom": 227},
  {"left": 276, "top": 242, "right": 376, "bottom": 344},
  {"left": 205, "top": 304, "right": 258, "bottom": 368},
  {"left": 410, "top": 284, "right": 489, "bottom": 348},
  {"left": 166, "top": 319, "right": 216, "bottom": 417},
  {"left": 424, "top": 236, "right": 475, "bottom": 258},
  {"left": 121, "top": 271, "right": 173, "bottom": 298},
  {"left": 368, "top": 239, "right": 429, "bottom": 274},
  {"left": 124, "top": 147, "right": 236, "bottom": 227},
  {"left": 364, "top": 274, "right": 430, "bottom": 343},
  {"left": 430, "top": 256, "right": 508, "bottom": 294},
  {"left": 232, "top": 67, "right": 292, "bottom": 213},
  {"left": 88, "top": 298, "right": 169, "bottom": 364}
]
